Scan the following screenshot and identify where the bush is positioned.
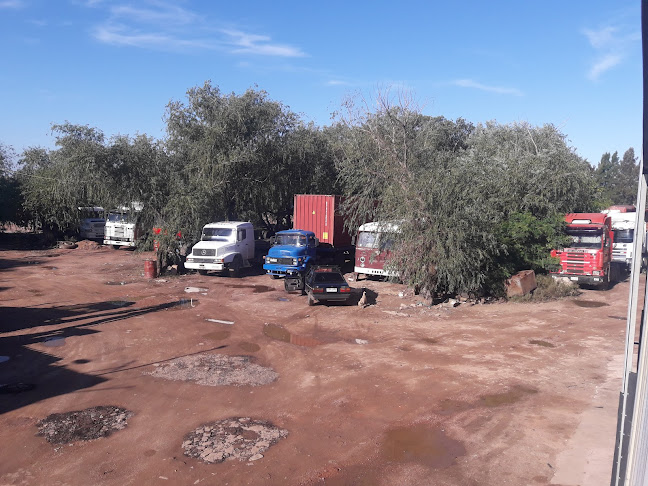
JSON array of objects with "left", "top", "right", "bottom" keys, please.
[{"left": 509, "top": 274, "right": 581, "bottom": 302}]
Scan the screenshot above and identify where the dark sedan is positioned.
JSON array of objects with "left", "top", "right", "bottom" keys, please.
[{"left": 304, "top": 266, "right": 352, "bottom": 306}]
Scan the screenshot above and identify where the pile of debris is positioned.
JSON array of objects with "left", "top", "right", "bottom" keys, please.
[
  {"left": 146, "top": 353, "right": 278, "bottom": 387},
  {"left": 182, "top": 417, "right": 288, "bottom": 463},
  {"left": 37, "top": 405, "right": 133, "bottom": 444}
]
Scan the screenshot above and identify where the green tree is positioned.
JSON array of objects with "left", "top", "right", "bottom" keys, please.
[
  {"left": 334, "top": 90, "right": 598, "bottom": 296},
  {"left": 163, "top": 81, "right": 338, "bottom": 240},
  {"left": 615, "top": 148, "right": 640, "bottom": 204}
]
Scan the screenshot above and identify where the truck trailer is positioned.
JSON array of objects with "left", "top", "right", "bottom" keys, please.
[
  {"left": 550, "top": 213, "right": 613, "bottom": 287},
  {"left": 263, "top": 195, "right": 356, "bottom": 291}
]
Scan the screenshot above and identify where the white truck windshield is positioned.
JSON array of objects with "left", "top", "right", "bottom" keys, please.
[{"left": 202, "top": 228, "right": 233, "bottom": 241}]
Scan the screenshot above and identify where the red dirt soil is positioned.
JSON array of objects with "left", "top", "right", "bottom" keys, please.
[{"left": 0, "top": 244, "right": 628, "bottom": 485}]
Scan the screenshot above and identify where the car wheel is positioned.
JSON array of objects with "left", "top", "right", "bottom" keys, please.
[
  {"left": 198, "top": 270, "right": 207, "bottom": 276},
  {"left": 112, "top": 245, "right": 120, "bottom": 250},
  {"left": 307, "top": 292, "right": 316, "bottom": 306}
]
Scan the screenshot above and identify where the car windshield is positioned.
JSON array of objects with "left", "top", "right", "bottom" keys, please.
[
  {"left": 314, "top": 273, "right": 346, "bottom": 283},
  {"left": 614, "top": 229, "right": 634, "bottom": 244},
  {"left": 276, "top": 234, "right": 307, "bottom": 246},
  {"left": 566, "top": 229, "right": 603, "bottom": 249},
  {"left": 202, "top": 228, "right": 233, "bottom": 241}
]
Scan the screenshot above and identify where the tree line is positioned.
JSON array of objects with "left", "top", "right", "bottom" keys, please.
[{"left": 0, "top": 82, "right": 640, "bottom": 296}]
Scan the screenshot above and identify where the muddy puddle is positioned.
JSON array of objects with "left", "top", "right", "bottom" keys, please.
[
  {"left": 529, "top": 340, "right": 555, "bottom": 348},
  {"left": 438, "top": 399, "right": 474, "bottom": 415},
  {"left": 479, "top": 385, "right": 537, "bottom": 407},
  {"left": 43, "top": 336, "right": 66, "bottom": 347},
  {"left": 108, "top": 300, "right": 135, "bottom": 308},
  {"left": 227, "top": 284, "right": 275, "bottom": 294},
  {"left": 239, "top": 342, "right": 261, "bottom": 353},
  {"left": 104, "top": 281, "right": 130, "bottom": 286},
  {"left": 203, "top": 330, "right": 231, "bottom": 341},
  {"left": 572, "top": 300, "right": 609, "bottom": 308},
  {"left": 382, "top": 425, "right": 465, "bottom": 468},
  {"left": 263, "top": 323, "right": 321, "bottom": 347},
  {"left": 37, "top": 406, "right": 134, "bottom": 444},
  {"left": 183, "top": 417, "right": 288, "bottom": 463},
  {"left": 168, "top": 298, "right": 200, "bottom": 310}
]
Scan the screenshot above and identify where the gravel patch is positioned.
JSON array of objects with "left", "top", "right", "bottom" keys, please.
[
  {"left": 182, "top": 417, "right": 288, "bottom": 463},
  {"left": 146, "top": 353, "right": 278, "bottom": 386},
  {"left": 37, "top": 405, "right": 134, "bottom": 444}
]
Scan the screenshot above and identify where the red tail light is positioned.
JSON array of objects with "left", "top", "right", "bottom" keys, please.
[
  {"left": 312, "top": 288, "right": 325, "bottom": 293},
  {"left": 340, "top": 287, "right": 351, "bottom": 293}
]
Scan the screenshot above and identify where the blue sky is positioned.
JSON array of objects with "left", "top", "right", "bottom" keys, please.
[{"left": 0, "top": 0, "right": 642, "bottom": 166}]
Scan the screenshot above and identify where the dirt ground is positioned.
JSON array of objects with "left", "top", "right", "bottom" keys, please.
[{"left": 0, "top": 240, "right": 631, "bottom": 485}]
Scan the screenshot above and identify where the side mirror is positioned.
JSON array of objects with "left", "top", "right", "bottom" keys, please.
[{"left": 314, "top": 238, "right": 319, "bottom": 247}]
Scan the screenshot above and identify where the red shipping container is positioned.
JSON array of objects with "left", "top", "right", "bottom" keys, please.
[{"left": 293, "top": 195, "right": 353, "bottom": 247}]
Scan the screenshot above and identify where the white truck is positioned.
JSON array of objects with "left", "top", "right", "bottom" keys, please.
[
  {"left": 78, "top": 206, "right": 105, "bottom": 240},
  {"left": 184, "top": 221, "right": 269, "bottom": 277},
  {"left": 607, "top": 211, "right": 647, "bottom": 271},
  {"left": 103, "top": 203, "right": 144, "bottom": 249}
]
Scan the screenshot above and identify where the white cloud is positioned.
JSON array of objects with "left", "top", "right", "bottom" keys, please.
[
  {"left": 85, "top": 2, "right": 306, "bottom": 58},
  {"left": 453, "top": 79, "right": 524, "bottom": 97},
  {"left": 221, "top": 29, "right": 306, "bottom": 58},
  {"left": 327, "top": 80, "right": 353, "bottom": 86},
  {"left": 582, "top": 20, "right": 639, "bottom": 80},
  {"left": 588, "top": 53, "right": 622, "bottom": 81},
  {"left": 94, "top": 24, "right": 216, "bottom": 51},
  {"left": 0, "top": 0, "right": 25, "bottom": 8},
  {"left": 109, "top": 4, "right": 198, "bottom": 26}
]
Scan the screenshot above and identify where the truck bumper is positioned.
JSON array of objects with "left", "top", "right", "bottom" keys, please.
[
  {"left": 554, "top": 274, "right": 606, "bottom": 286},
  {"left": 263, "top": 264, "right": 304, "bottom": 276},
  {"left": 185, "top": 261, "right": 225, "bottom": 272},
  {"left": 104, "top": 238, "right": 135, "bottom": 247}
]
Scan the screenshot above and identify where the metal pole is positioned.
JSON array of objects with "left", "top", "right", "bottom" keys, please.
[{"left": 610, "top": 2, "right": 648, "bottom": 483}]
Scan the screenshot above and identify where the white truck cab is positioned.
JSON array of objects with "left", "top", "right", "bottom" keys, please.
[
  {"left": 103, "top": 202, "right": 144, "bottom": 249},
  {"left": 185, "top": 221, "right": 256, "bottom": 276},
  {"left": 78, "top": 206, "right": 105, "bottom": 240}
]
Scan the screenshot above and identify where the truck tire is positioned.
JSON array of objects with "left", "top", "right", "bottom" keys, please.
[
  {"left": 229, "top": 255, "right": 242, "bottom": 278},
  {"left": 112, "top": 245, "right": 120, "bottom": 250},
  {"left": 307, "top": 292, "right": 316, "bottom": 306},
  {"left": 198, "top": 270, "right": 207, "bottom": 276}
]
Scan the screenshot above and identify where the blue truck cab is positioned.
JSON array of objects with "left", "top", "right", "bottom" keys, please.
[{"left": 263, "top": 230, "right": 318, "bottom": 279}]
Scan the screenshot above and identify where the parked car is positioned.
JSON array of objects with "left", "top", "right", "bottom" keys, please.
[{"left": 303, "top": 265, "right": 352, "bottom": 306}]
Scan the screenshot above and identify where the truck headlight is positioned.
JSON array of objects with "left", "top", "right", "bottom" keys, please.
[
  {"left": 593, "top": 270, "right": 600, "bottom": 276},
  {"left": 186, "top": 258, "right": 194, "bottom": 263},
  {"left": 215, "top": 258, "right": 224, "bottom": 263}
]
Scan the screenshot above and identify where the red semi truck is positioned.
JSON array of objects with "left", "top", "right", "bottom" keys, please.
[{"left": 550, "top": 213, "right": 614, "bottom": 287}]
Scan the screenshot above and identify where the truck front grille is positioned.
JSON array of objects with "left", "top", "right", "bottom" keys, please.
[
  {"left": 193, "top": 249, "right": 216, "bottom": 257},
  {"left": 191, "top": 258, "right": 214, "bottom": 263},
  {"left": 564, "top": 252, "right": 586, "bottom": 274}
]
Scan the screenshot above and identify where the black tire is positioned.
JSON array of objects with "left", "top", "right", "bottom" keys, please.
[
  {"left": 198, "top": 270, "right": 207, "bottom": 276},
  {"left": 307, "top": 292, "right": 316, "bottom": 306},
  {"left": 229, "top": 255, "right": 242, "bottom": 278},
  {"left": 112, "top": 245, "right": 120, "bottom": 250}
]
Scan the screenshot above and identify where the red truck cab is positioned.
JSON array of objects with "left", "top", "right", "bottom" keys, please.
[{"left": 550, "top": 213, "right": 613, "bottom": 287}]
